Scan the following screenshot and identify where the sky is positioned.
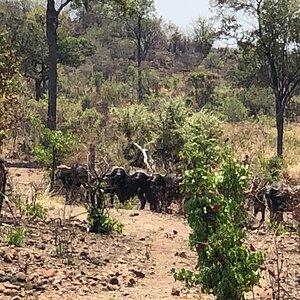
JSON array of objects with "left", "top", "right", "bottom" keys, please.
[{"left": 154, "top": 0, "right": 212, "bottom": 30}]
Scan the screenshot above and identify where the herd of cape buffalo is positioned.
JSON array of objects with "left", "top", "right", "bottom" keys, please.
[{"left": 0, "top": 158, "right": 299, "bottom": 226}]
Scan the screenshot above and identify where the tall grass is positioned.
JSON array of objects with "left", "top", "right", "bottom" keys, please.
[{"left": 223, "top": 119, "right": 300, "bottom": 181}]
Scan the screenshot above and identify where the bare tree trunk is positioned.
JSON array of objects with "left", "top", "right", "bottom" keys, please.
[
  {"left": 46, "top": 0, "right": 58, "bottom": 130},
  {"left": 276, "top": 97, "right": 284, "bottom": 157},
  {"left": 137, "top": 14, "right": 143, "bottom": 103},
  {"left": 87, "top": 144, "right": 96, "bottom": 207},
  {"left": 35, "top": 78, "right": 42, "bottom": 101}
]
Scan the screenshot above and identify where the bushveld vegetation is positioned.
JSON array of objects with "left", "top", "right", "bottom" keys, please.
[{"left": 1, "top": 0, "right": 300, "bottom": 299}]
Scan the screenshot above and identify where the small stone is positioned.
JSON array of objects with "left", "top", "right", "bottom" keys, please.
[
  {"left": 129, "top": 269, "right": 145, "bottom": 279},
  {"left": 88, "top": 257, "right": 101, "bottom": 266},
  {"left": 37, "top": 244, "right": 46, "bottom": 250},
  {"left": 4, "top": 289, "right": 18, "bottom": 296},
  {"left": 0, "top": 283, "right": 5, "bottom": 292},
  {"left": 106, "top": 284, "right": 118, "bottom": 291},
  {"left": 79, "top": 251, "right": 88, "bottom": 257},
  {"left": 175, "top": 251, "right": 187, "bottom": 259},
  {"left": 16, "top": 273, "right": 26, "bottom": 283},
  {"left": 129, "top": 212, "right": 139, "bottom": 217},
  {"left": 12, "top": 296, "right": 22, "bottom": 300},
  {"left": 109, "top": 277, "right": 119, "bottom": 285},
  {"left": 42, "top": 269, "right": 55, "bottom": 278},
  {"left": 4, "top": 282, "right": 20, "bottom": 290},
  {"left": 3, "top": 249, "right": 17, "bottom": 263},
  {"left": 127, "top": 278, "right": 136, "bottom": 287},
  {"left": 171, "top": 288, "right": 180, "bottom": 296}
]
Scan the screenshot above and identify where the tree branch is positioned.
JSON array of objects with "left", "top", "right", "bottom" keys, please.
[{"left": 57, "top": 0, "right": 73, "bottom": 15}]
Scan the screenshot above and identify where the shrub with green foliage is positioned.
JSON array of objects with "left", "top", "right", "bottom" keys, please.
[
  {"left": 5, "top": 227, "right": 26, "bottom": 247},
  {"left": 25, "top": 202, "right": 48, "bottom": 220},
  {"left": 173, "top": 123, "right": 264, "bottom": 300},
  {"left": 221, "top": 96, "right": 249, "bottom": 122},
  {"left": 33, "top": 128, "right": 77, "bottom": 168},
  {"left": 86, "top": 206, "right": 124, "bottom": 235}
]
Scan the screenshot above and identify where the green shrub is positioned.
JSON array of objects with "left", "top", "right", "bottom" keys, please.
[
  {"left": 86, "top": 206, "right": 124, "bottom": 234},
  {"left": 221, "top": 96, "right": 249, "bottom": 122},
  {"left": 5, "top": 227, "right": 26, "bottom": 247},
  {"left": 33, "top": 128, "right": 77, "bottom": 167},
  {"left": 25, "top": 203, "right": 48, "bottom": 220},
  {"left": 267, "top": 156, "right": 283, "bottom": 182},
  {"left": 173, "top": 123, "right": 264, "bottom": 300}
]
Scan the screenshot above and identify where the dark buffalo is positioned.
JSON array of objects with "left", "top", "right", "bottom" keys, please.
[
  {"left": 55, "top": 164, "right": 89, "bottom": 203},
  {"left": 149, "top": 173, "right": 182, "bottom": 212},
  {"left": 103, "top": 167, "right": 157, "bottom": 211},
  {"left": 250, "top": 182, "right": 300, "bottom": 224}
]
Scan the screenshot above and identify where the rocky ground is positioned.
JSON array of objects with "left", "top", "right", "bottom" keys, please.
[{"left": 0, "top": 165, "right": 299, "bottom": 300}]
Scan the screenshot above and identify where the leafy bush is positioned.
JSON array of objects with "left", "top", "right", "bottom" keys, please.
[
  {"left": 86, "top": 206, "right": 124, "bottom": 234},
  {"left": 174, "top": 123, "right": 264, "bottom": 300},
  {"left": 153, "top": 97, "right": 189, "bottom": 165},
  {"left": 221, "top": 96, "right": 249, "bottom": 122},
  {"left": 25, "top": 202, "right": 48, "bottom": 220},
  {"left": 110, "top": 103, "right": 155, "bottom": 145},
  {"left": 267, "top": 156, "right": 284, "bottom": 182},
  {"left": 33, "top": 128, "right": 76, "bottom": 167},
  {"left": 5, "top": 227, "right": 26, "bottom": 247},
  {"left": 85, "top": 191, "right": 124, "bottom": 235}
]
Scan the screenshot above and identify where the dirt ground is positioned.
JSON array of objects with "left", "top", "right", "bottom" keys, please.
[{"left": 0, "top": 165, "right": 299, "bottom": 300}]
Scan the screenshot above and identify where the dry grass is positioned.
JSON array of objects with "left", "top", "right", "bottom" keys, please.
[{"left": 223, "top": 119, "right": 300, "bottom": 181}]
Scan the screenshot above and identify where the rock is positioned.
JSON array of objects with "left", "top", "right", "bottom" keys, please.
[
  {"left": 127, "top": 278, "right": 136, "bottom": 287},
  {"left": 173, "top": 230, "right": 178, "bottom": 235},
  {"left": 129, "top": 212, "right": 139, "bottom": 217},
  {"left": 106, "top": 284, "right": 118, "bottom": 291},
  {"left": 115, "top": 271, "right": 122, "bottom": 277},
  {"left": 118, "top": 259, "right": 127, "bottom": 264},
  {"left": 12, "top": 296, "right": 22, "bottom": 300},
  {"left": 175, "top": 251, "right": 187, "bottom": 259},
  {"left": 109, "top": 277, "right": 119, "bottom": 285},
  {"left": 37, "top": 244, "right": 46, "bottom": 250},
  {"left": 129, "top": 269, "right": 145, "bottom": 279},
  {"left": 88, "top": 256, "right": 102, "bottom": 266},
  {"left": 42, "top": 269, "right": 55, "bottom": 278},
  {"left": 122, "top": 291, "right": 130, "bottom": 296},
  {"left": 3, "top": 249, "right": 17, "bottom": 263},
  {"left": 0, "top": 283, "right": 5, "bottom": 292},
  {"left": 16, "top": 273, "right": 26, "bottom": 283},
  {"left": 28, "top": 273, "right": 38, "bottom": 281},
  {"left": 4, "top": 282, "right": 20, "bottom": 290},
  {"left": 32, "top": 283, "right": 46, "bottom": 291},
  {"left": 4, "top": 289, "right": 18, "bottom": 296},
  {"left": 79, "top": 251, "right": 88, "bottom": 257},
  {"left": 171, "top": 288, "right": 180, "bottom": 296}
]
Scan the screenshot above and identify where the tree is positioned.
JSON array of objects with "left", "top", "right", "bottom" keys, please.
[
  {"left": 0, "top": 32, "right": 21, "bottom": 144},
  {"left": 122, "top": 0, "right": 158, "bottom": 102},
  {"left": 46, "top": 0, "right": 72, "bottom": 130},
  {"left": 187, "top": 68, "right": 220, "bottom": 108},
  {"left": 212, "top": 0, "right": 300, "bottom": 157},
  {"left": 191, "top": 16, "right": 217, "bottom": 58},
  {"left": 46, "top": 0, "right": 141, "bottom": 129}
]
